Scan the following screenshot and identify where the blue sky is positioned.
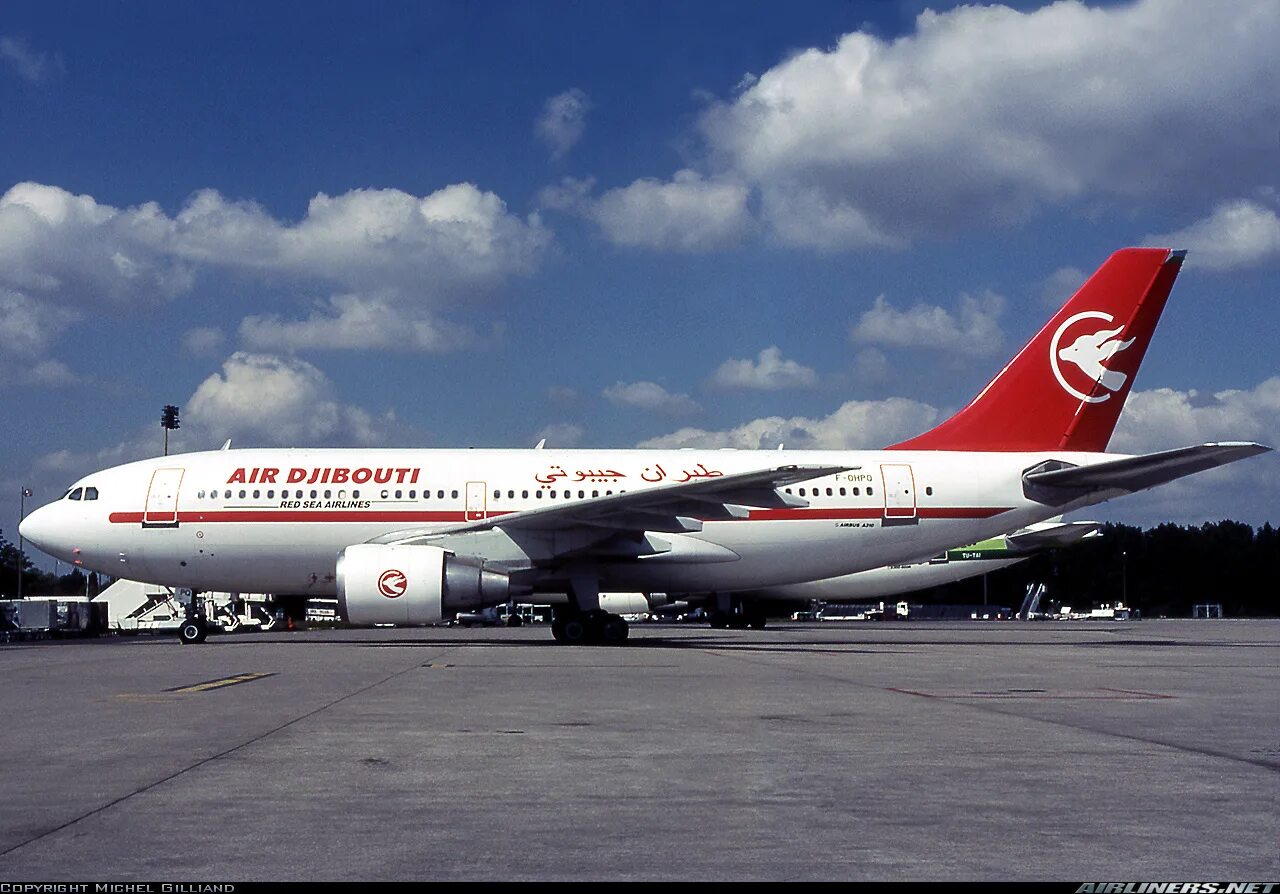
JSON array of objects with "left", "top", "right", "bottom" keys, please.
[{"left": 2, "top": 0, "right": 1278, "bottom": 546}]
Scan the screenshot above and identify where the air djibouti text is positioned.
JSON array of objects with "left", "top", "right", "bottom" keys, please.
[{"left": 227, "top": 467, "right": 421, "bottom": 485}]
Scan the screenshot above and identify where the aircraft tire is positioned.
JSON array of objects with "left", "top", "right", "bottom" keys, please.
[
  {"left": 709, "top": 611, "right": 729, "bottom": 629},
  {"left": 556, "top": 614, "right": 590, "bottom": 645},
  {"left": 601, "top": 614, "right": 629, "bottom": 644},
  {"left": 179, "top": 618, "right": 208, "bottom": 645},
  {"left": 748, "top": 614, "right": 767, "bottom": 630}
]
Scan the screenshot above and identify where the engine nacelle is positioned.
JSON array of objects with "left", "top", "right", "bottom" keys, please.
[{"left": 336, "top": 544, "right": 510, "bottom": 626}]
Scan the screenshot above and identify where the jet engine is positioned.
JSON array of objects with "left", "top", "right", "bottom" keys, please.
[{"left": 337, "top": 544, "right": 510, "bottom": 626}]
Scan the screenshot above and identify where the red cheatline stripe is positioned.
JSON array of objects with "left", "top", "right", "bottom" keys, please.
[{"left": 110, "top": 506, "right": 1011, "bottom": 524}]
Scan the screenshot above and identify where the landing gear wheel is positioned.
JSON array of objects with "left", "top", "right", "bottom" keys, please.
[
  {"left": 709, "top": 611, "right": 729, "bottom": 629},
  {"left": 506, "top": 613, "right": 524, "bottom": 628},
  {"left": 552, "top": 614, "right": 590, "bottom": 645},
  {"left": 179, "top": 618, "right": 208, "bottom": 645},
  {"left": 728, "top": 614, "right": 749, "bottom": 630},
  {"left": 748, "top": 613, "right": 767, "bottom": 630},
  {"left": 601, "top": 614, "right": 629, "bottom": 644}
]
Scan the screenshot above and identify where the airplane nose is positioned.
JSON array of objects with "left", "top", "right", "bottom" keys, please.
[{"left": 19, "top": 504, "right": 54, "bottom": 553}]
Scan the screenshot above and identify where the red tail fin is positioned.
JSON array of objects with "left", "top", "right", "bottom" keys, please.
[{"left": 890, "top": 247, "right": 1184, "bottom": 453}]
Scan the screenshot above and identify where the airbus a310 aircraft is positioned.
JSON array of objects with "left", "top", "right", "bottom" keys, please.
[{"left": 20, "top": 248, "right": 1271, "bottom": 645}]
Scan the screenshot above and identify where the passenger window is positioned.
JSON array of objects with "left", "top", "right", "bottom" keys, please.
[
  {"left": 239, "top": 490, "right": 246, "bottom": 499},
  {"left": 451, "top": 490, "right": 458, "bottom": 499},
  {"left": 324, "top": 490, "right": 331, "bottom": 499},
  {"left": 395, "top": 490, "right": 402, "bottom": 499},
  {"left": 338, "top": 490, "right": 346, "bottom": 499},
  {"left": 867, "top": 486, "right": 874, "bottom": 495},
  {"left": 310, "top": 490, "right": 317, "bottom": 499},
  {"left": 785, "top": 488, "right": 792, "bottom": 494},
  {"left": 253, "top": 490, "right": 260, "bottom": 499},
  {"left": 494, "top": 489, "right": 500, "bottom": 500},
  {"left": 839, "top": 487, "right": 846, "bottom": 496},
  {"left": 535, "top": 491, "right": 543, "bottom": 499},
  {"left": 225, "top": 490, "right": 232, "bottom": 499},
  {"left": 578, "top": 490, "right": 585, "bottom": 499},
  {"left": 799, "top": 488, "right": 806, "bottom": 497},
  {"left": 853, "top": 487, "right": 860, "bottom": 496},
  {"left": 198, "top": 490, "right": 205, "bottom": 499},
  {"left": 437, "top": 490, "right": 444, "bottom": 499},
  {"left": 522, "top": 490, "right": 529, "bottom": 499},
  {"left": 926, "top": 486, "right": 934, "bottom": 496},
  {"left": 507, "top": 490, "right": 514, "bottom": 499},
  {"left": 409, "top": 490, "right": 416, "bottom": 499},
  {"left": 826, "top": 488, "right": 833, "bottom": 496},
  {"left": 268, "top": 490, "right": 275, "bottom": 499},
  {"left": 353, "top": 490, "right": 360, "bottom": 498},
  {"left": 592, "top": 490, "right": 599, "bottom": 498},
  {"left": 69, "top": 487, "right": 83, "bottom": 501}
]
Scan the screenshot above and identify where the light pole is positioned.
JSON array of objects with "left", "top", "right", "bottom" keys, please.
[
  {"left": 1121, "top": 549, "right": 1128, "bottom": 606},
  {"left": 161, "top": 405, "right": 180, "bottom": 456},
  {"left": 17, "top": 487, "right": 31, "bottom": 601}
]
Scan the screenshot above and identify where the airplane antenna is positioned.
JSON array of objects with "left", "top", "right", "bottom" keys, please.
[
  {"left": 220, "top": 439, "right": 232, "bottom": 451},
  {"left": 534, "top": 438, "right": 546, "bottom": 450}
]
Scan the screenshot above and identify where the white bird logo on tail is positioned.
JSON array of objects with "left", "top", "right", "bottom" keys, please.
[{"left": 1049, "top": 311, "right": 1137, "bottom": 403}]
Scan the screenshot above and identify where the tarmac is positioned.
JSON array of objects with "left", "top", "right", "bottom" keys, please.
[{"left": 0, "top": 619, "right": 1276, "bottom": 881}]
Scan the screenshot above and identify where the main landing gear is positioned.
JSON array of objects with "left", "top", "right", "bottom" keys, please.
[
  {"left": 550, "top": 608, "right": 629, "bottom": 646},
  {"left": 178, "top": 616, "right": 209, "bottom": 645}
]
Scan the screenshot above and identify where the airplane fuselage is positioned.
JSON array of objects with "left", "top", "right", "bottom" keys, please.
[{"left": 23, "top": 446, "right": 1117, "bottom": 597}]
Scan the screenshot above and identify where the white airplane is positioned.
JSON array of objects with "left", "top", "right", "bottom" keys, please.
[
  {"left": 666, "top": 518, "right": 1102, "bottom": 628},
  {"left": 19, "top": 248, "right": 1271, "bottom": 646}
]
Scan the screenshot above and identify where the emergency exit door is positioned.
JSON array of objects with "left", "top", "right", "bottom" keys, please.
[
  {"left": 465, "top": 481, "right": 487, "bottom": 521},
  {"left": 880, "top": 464, "right": 918, "bottom": 523}
]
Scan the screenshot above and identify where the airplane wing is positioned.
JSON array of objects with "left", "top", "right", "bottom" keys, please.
[
  {"left": 372, "top": 464, "right": 855, "bottom": 547},
  {"left": 1023, "top": 442, "right": 1271, "bottom": 496}
]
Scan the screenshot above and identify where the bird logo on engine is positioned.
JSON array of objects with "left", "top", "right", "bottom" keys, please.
[{"left": 377, "top": 568, "right": 408, "bottom": 598}]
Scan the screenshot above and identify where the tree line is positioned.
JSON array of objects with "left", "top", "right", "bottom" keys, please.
[
  {"left": 0, "top": 530, "right": 106, "bottom": 599},
  {"left": 917, "top": 520, "right": 1280, "bottom": 618}
]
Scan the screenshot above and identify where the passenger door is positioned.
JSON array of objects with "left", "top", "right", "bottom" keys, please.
[
  {"left": 143, "top": 468, "right": 184, "bottom": 527},
  {"left": 880, "top": 464, "right": 918, "bottom": 524}
]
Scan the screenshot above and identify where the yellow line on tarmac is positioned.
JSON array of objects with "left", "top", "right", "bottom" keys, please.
[{"left": 167, "top": 672, "right": 275, "bottom": 693}]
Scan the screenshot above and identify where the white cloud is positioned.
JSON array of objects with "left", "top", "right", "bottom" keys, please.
[
  {"left": 853, "top": 347, "right": 891, "bottom": 385},
  {"left": 1111, "top": 379, "right": 1280, "bottom": 455},
  {"left": 0, "top": 36, "right": 63, "bottom": 83},
  {"left": 1146, "top": 200, "right": 1280, "bottom": 270},
  {"left": 709, "top": 346, "right": 818, "bottom": 391},
  {"left": 1101, "top": 379, "right": 1280, "bottom": 524},
  {"left": 534, "top": 422, "right": 585, "bottom": 447},
  {"left": 0, "top": 288, "right": 79, "bottom": 385},
  {"left": 603, "top": 380, "right": 701, "bottom": 415},
  {"left": 182, "top": 326, "right": 226, "bottom": 357},
  {"left": 172, "top": 183, "right": 549, "bottom": 291},
  {"left": 0, "top": 183, "right": 193, "bottom": 308},
  {"left": 1039, "top": 265, "right": 1087, "bottom": 309},
  {"left": 590, "top": 170, "right": 752, "bottom": 251},
  {"left": 851, "top": 290, "right": 1004, "bottom": 357},
  {"left": 187, "top": 352, "right": 392, "bottom": 447},
  {"left": 239, "top": 294, "right": 472, "bottom": 353},
  {"left": 536, "top": 88, "right": 591, "bottom": 159},
  {"left": 697, "top": 0, "right": 1280, "bottom": 245},
  {"left": 0, "top": 181, "right": 550, "bottom": 372},
  {"left": 638, "top": 397, "right": 938, "bottom": 450}
]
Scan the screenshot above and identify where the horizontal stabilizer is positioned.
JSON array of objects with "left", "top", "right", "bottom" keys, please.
[
  {"left": 1006, "top": 520, "right": 1101, "bottom": 552},
  {"left": 1024, "top": 442, "right": 1272, "bottom": 495}
]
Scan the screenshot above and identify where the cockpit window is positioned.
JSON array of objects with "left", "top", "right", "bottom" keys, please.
[
  {"left": 84, "top": 487, "right": 99, "bottom": 500},
  {"left": 68, "top": 487, "right": 83, "bottom": 501}
]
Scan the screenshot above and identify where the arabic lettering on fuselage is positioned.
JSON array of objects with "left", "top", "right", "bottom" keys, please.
[{"left": 535, "top": 463, "right": 724, "bottom": 486}]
